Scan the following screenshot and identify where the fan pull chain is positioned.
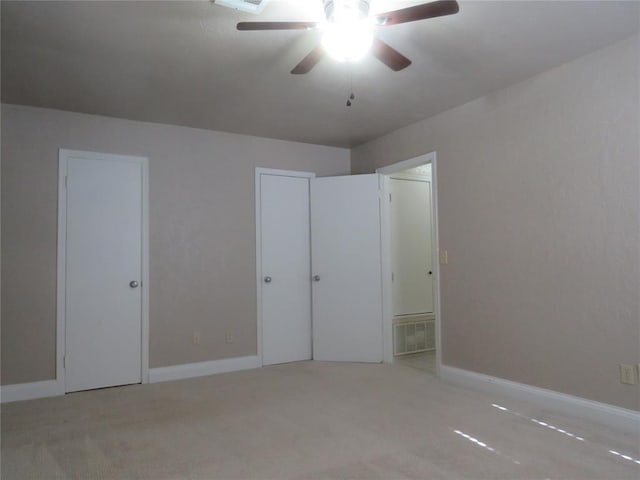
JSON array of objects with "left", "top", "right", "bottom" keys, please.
[
  {"left": 346, "top": 92, "right": 355, "bottom": 107},
  {"left": 346, "top": 66, "right": 355, "bottom": 107}
]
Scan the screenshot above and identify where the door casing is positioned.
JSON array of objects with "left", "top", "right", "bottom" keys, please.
[
  {"left": 57, "top": 149, "right": 150, "bottom": 390},
  {"left": 377, "top": 152, "right": 442, "bottom": 372}
]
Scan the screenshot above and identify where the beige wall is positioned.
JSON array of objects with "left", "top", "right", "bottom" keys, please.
[
  {"left": 353, "top": 35, "right": 640, "bottom": 411},
  {"left": 2, "top": 36, "right": 638, "bottom": 412},
  {"left": 1, "top": 105, "right": 350, "bottom": 385}
]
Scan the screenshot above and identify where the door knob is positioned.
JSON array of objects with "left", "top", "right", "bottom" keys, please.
[
  {"left": 313, "top": 275, "right": 321, "bottom": 282},
  {"left": 264, "top": 276, "right": 272, "bottom": 283},
  {"left": 428, "top": 271, "right": 433, "bottom": 275},
  {"left": 129, "top": 280, "right": 139, "bottom": 288}
]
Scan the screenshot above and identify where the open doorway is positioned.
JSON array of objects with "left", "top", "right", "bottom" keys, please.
[{"left": 378, "top": 152, "right": 441, "bottom": 375}]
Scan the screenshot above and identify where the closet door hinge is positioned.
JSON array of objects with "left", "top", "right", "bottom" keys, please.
[{"left": 389, "top": 193, "right": 392, "bottom": 202}]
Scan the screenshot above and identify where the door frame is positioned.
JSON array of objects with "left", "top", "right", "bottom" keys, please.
[
  {"left": 57, "top": 149, "right": 150, "bottom": 391},
  {"left": 255, "top": 168, "right": 315, "bottom": 367},
  {"left": 377, "top": 152, "right": 442, "bottom": 374}
]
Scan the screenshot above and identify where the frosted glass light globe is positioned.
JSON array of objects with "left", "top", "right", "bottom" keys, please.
[{"left": 321, "top": 21, "right": 373, "bottom": 62}]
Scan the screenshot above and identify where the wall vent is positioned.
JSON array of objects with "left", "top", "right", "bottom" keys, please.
[
  {"left": 394, "top": 317, "right": 435, "bottom": 356},
  {"left": 214, "top": 0, "right": 271, "bottom": 14}
]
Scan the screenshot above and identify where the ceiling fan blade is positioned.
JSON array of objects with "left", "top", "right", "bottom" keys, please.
[
  {"left": 291, "top": 45, "right": 325, "bottom": 74},
  {"left": 374, "top": 0, "right": 459, "bottom": 26},
  {"left": 371, "top": 38, "right": 412, "bottom": 71},
  {"left": 237, "top": 21, "right": 318, "bottom": 31}
]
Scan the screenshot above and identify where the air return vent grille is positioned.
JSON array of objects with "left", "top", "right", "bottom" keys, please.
[
  {"left": 214, "top": 0, "right": 270, "bottom": 14},
  {"left": 394, "top": 317, "right": 435, "bottom": 356}
]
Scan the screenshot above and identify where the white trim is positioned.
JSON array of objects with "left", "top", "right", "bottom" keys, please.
[
  {"left": 377, "top": 155, "right": 436, "bottom": 175},
  {"left": 376, "top": 152, "right": 441, "bottom": 371},
  {"left": 389, "top": 172, "right": 432, "bottom": 182},
  {"left": 378, "top": 174, "right": 393, "bottom": 363},
  {"left": 2, "top": 356, "right": 260, "bottom": 402},
  {"left": 1, "top": 380, "right": 64, "bottom": 403},
  {"left": 56, "top": 154, "right": 68, "bottom": 389},
  {"left": 254, "top": 168, "right": 315, "bottom": 367},
  {"left": 431, "top": 156, "right": 443, "bottom": 376},
  {"left": 440, "top": 365, "right": 640, "bottom": 435},
  {"left": 149, "top": 356, "right": 259, "bottom": 383},
  {"left": 141, "top": 157, "right": 150, "bottom": 383},
  {"left": 57, "top": 149, "right": 150, "bottom": 391}
]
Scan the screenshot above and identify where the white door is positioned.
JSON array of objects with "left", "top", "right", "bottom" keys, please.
[
  {"left": 259, "top": 172, "right": 312, "bottom": 365},
  {"left": 64, "top": 153, "right": 143, "bottom": 392},
  {"left": 390, "top": 178, "right": 434, "bottom": 315},
  {"left": 311, "top": 174, "right": 383, "bottom": 362}
]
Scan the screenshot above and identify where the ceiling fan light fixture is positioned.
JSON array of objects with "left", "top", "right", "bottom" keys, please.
[
  {"left": 324, "top": 0, "right": 370, "bottom": 23},
  {"left": 320, "top": 0, "right": 372, "bottom": 62},
  {"left": 321, "top": 19, "right": 373, "bottom": 62},
  {"left": 237, "top": 1, "right": 460, "bottom": 74}
]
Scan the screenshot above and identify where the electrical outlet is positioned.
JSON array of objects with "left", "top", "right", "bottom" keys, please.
[
  {"left": 225, "top": 333, "right": 234, "bottom": 344},
  {"left": 192, "top": 332, "right": 201, "bottom": 345},
  {"left": 439, "top": 250, "right": 448, "bottom": 265},
  {"left": 619, "top": 364, "right": 636, "bottom": 385}
]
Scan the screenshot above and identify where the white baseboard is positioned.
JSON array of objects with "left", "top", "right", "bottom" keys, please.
[
  {"left": 2, "top": 356, "right": 259, "bottom": 402},
  {"left": 149, "top": 355, "right": 259, "bottom": 383},
  {"left": 1, "top": 379, "right": 63, "bottom": 403},
  {"left": 440, "top": 365, "right": 640, "bottom": 435}
]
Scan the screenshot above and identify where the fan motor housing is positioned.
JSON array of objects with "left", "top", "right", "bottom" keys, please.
[{"left": 323, "top": 0, "right": 371, "bottom": 22}]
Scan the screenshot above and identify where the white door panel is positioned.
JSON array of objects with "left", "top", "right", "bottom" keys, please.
[
  {"left": 311, "top": 174, "right": 383, "bottom": 363},
  {"left": 390, "top": 178, "right": 434, "bottom": 315},
  {"left": 65, "top": 154, "right": 143, "bottom": 392},
  {"left": 260, "top": 174, "right": 312, "bottom": 365}
]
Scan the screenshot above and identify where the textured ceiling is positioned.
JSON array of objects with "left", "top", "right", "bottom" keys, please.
[{"left": 2, "top": 1, "right": 638, "bottom": 147}]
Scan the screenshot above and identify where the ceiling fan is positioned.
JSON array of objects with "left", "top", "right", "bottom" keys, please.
[{"left": 236, "top": 0, "right": 459, "bottom": 74}]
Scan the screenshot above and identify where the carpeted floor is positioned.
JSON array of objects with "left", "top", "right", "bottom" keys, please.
[{"left": 1, "top": 361, "right": 638, "bottom": 479}]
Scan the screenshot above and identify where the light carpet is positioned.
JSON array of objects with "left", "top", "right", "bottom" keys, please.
[{"left": 1, "top": 361, "right": 638, "bottom": 479}]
